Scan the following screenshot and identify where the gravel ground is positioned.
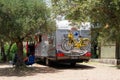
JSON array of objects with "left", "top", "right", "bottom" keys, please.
[{"left": 0, "top": 62, "right": 120, "bottom": 80}]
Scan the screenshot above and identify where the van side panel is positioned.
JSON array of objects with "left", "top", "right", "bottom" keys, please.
[
  {"left": 35, "top": 34, "right": 49, "bottom": 57},
  {"left": 47, "top": 32, "right": 56, "bottom": 58}
]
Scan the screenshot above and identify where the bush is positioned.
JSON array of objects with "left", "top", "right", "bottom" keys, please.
[
  {"left": 3, "top": 43, "right": 27, "bottom": 61},
  {"left": 4, "top": 43, "right": 17, "bottom": 60}
]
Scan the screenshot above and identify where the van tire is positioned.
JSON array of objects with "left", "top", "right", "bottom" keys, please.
[{"left": 45, "top": 58, "right": 51, "bottom": 66}]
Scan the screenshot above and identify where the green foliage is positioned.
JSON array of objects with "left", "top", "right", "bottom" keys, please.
[
  {"left": 89, "top": 0, "right": 120, "bottom": 42},
  {"left": 0, "top": 0, "right": 55, "bottom": 41},
  {"left": 4, "top": 43, "right": 9, "bottom": 54},
  {"left": 51, "top": 0, "right": 120, "bottom": 42},
  {"left": 4, "top": 43, "right": 17, "bottom": 60},
  {"left": 10, "top": 43, "right": 17, "bottom": 54},
  {"left": 3, "top": 43, "right": 27, "bottom": 60},
  {"left": 0, "top": 0, "right": 56, "bottom": 65},
  {"left": 51, "top": 0, "right": 91, "bottom": 22}
]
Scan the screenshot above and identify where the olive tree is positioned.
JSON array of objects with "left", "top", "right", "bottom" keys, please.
[{"left": 0, "top": 0, "right": 55, "bottom": 67}]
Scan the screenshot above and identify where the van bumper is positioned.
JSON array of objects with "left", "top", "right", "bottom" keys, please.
[{"left": 50, "top": 56, "right": 90, "bottom": 63}]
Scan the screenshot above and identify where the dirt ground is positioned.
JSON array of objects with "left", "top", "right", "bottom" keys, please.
[{"left": 0, "top": 62, "right": 120, "bottom": 80}]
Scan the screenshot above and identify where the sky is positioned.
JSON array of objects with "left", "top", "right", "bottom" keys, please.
[
  {"left": 56, "top": 20, "right": 72, "bottom": 29},
  {"left": 56, "top": 20, "right": 91, "bottom": 30}
]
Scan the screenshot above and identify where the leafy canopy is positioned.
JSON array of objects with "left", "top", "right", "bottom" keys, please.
[
  {"left": 0, "top": 0, "right": 55, "bottom": 41},
  {"left": 51, "top": 0, "right": 120, "bottom": 42}
]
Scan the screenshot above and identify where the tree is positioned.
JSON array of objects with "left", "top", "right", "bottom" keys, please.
[
  {"left": 0, "top": 34, "right": 8, "bottom": 62},
  {"left": 51, "top": 0, "right": 120, "bottom": 59},
  {"left": 0, "top": 0, "right": 55, "bottom": 67}
]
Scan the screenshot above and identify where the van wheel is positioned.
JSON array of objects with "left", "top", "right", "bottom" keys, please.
[{"left": 45, "top": 58, "right": 51, "bottom": 66}]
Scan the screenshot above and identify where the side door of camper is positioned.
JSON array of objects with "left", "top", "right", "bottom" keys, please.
[
  {"left": 35, "top": 34, "right": 49, "bottom": 61},
  {"left": 47, "top": 32, "right": 56, "bottom": 60}
]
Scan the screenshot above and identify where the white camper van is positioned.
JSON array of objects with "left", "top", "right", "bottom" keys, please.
[{"left": 35, "top": 23, "right": 91, "bottom": 66}]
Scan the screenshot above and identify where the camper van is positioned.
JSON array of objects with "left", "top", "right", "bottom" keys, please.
[{"left": 35, "top": 24, "right": 91, "bottom": 66}]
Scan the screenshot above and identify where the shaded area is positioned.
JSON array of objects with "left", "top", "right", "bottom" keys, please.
[
  {"left": 50, "top": 63, "right": 95, "bottom": 70},
  {"left": 117, "top": 65, "right": 120, "bottom": 69},
  {"left": 113, "top": 65, "right": 120, "bottom": 69},
  {"left": 0, "top": 62, "right": 9, "bottom": 65},
  {"left": 109, "top": 65, "right": 120, "bottom": 69},
  {"left": 37, "top": 61, "right": 95, "bottom": 70},
  {"left": 0, "top": 66, "right": 59, "bottom": 77}
]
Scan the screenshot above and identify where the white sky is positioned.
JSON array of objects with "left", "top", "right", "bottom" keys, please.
[
  {"left": 56, "top": 20, "right": 72, "bottom": 29},
  {"left": 56, "top": 20, "right": 91, "bottom": 30}
]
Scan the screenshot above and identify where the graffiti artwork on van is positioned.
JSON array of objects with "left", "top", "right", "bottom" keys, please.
[{"left": 61, "top": 28, "right": 91, "bottom": 51}]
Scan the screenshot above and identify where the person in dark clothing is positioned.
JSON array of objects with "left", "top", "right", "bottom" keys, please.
[
  {"left": 13, "top": 52, "right": 35, "bottom": 65},
  {"left": 25, "top": 54, "right": 35, "bottom": 65},
  {"left": 24, "top": 53, "right": 35, "bottom": 65}
]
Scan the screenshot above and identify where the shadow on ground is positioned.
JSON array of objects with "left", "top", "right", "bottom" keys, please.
[
  {"left": 37, "top": 61, "right": 95, "bottom": 70},
  {"left": 0, "top": 62, "right": 95, "bottom": 77},
  {"left": 111, "top": 65, "right": 120, "bottom": 69},
  {"left": 50, "top": 63, "right": 95, "bottom": 70},
  {"left": 0, "top": 66, "right": 59, "bottom": 77},
  {"left": 116, "top": 65, "right": 120, "bottom": 69}
]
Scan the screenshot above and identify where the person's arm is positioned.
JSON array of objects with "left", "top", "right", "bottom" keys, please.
[{"left": 23, "top": 57, "right": 28, "bottom": 62}]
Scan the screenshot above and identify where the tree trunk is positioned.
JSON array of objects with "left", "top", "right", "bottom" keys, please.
[
  {"left": 0, "top": 42, "right": 3, "bottom": 56},
  {"left": 16, "top": 40, "right": 25, "bottom": 68},
  {"left": 7, "top": 42, "right": 13, "bottom": 60},
  {"left": 1, "top": 41, "right": 6, "bottom": 62},
  {"left": 115, "top": 41, "right": 120, "bottom": 65}
]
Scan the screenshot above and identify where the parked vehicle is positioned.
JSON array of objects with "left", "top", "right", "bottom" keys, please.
[{"left": 35, "top": 27, "right": 91, "bottom": 66}]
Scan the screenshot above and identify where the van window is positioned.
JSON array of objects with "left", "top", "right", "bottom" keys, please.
[{"left": 48, "top": 32, "right": 55, "bottom": 47}]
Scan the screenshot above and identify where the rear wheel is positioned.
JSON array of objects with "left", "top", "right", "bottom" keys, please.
[{"left": 45, "top": 58, "right": 51, "bottom": 66}]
